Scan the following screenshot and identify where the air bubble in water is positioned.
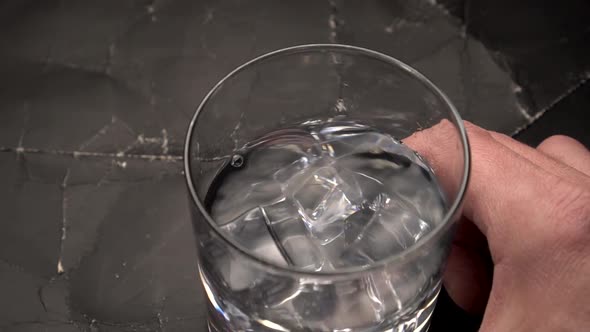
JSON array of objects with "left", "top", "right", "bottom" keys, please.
[{"left": 231, "top": 154, "right": 244, "bottom": 168}]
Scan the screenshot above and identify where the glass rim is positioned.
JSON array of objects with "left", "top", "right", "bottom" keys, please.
[{"left": 184, "top": 44, "right": 471, "bottom": 277}]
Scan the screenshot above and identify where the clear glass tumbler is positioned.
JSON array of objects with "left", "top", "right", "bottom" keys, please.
[{"left": 185, "top": 44, "right": 470, "bottom": 331}]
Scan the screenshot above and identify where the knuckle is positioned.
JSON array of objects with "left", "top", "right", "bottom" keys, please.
[
  {"left": 547, "top": 181, "right": 590, "bottom": 240},
  {"left": 463, "top": 121, "right": 488, "bottom": 138},
  {"left": 538, "top": 135, "right": 582, "bottom": 151}
]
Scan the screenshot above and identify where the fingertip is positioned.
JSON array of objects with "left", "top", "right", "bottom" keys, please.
[
  {"left": 403, "top": 119, "right": 473, "bottom": 218},
  {"left": 537, "top": 135, "right": 585, "bottom": 151},
  {"left": 537, "top": 135, "right": 590, "bottom": 176}
]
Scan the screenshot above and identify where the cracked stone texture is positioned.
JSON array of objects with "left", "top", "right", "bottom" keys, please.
[
  {"left": 0, "top": 0, "right": 588, "bottom": 331},
  {"left": 334, "top": 0, "right": 590, "bottom": 134}
]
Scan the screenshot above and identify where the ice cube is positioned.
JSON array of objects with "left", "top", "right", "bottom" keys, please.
[
  {"left": 273, "top": 157, "right": 313, "bottom": 189},
  {"left": 316, "top": 123, "right": 369, "bottom": 158},
  {"left": 261, "top": 197, "right": 299, "bottom": 223},
  {"left": 409, "top": 187, "right": 446, "bottom": 225},
  {"left": 212, "top": 180, "right": 282, "bottom": 224},
  {"left": 318, "top": 124, "right": 402, "bottom": 160},
  {"left": 292, "top": 167, "right": 362, "bottom": 244},
  {"left": 202, "top": 233, "right": 263, "bottom": 291},
  {"left": 218, "top": 208, "right": 289, "bottom": 267},
  {"left": 261, "top": 199, "right": 325, "bottom": 270},
  {"left": 320, "top": 133, "right": 373, "bottom": 158},
  {"left": 382, "top": 204, "right": 431, "bottom": 244},
  {"left": 243, "top": 128, "right": 322, "bottom": 173},
  {"left": 378, "top": 201, "right": 430, "bottom": 249},
  {"left": 274, "top": 218, "right": 325, "bottom": 270},
  {"left": 342, "top": 204, "right": 379, "bottom": 245},
  {"left": 381, "top": 162, "right": 433, "bottom": 207},
  {"left": 247, "top": 143, "right": 311, "bottom": 176},
  {"left": 378, "top": 266, "right": 429, "bottom": 309},
  {"left": 364, "top": 271, "right": 406, "bottom": 316},
  {"left": 337, "top": 248, "right": 375, "bottom": 268},
  {"left": 225, "top": 256, "right": 262, "bottom": 291},
  {"left": 339, "top": 195, "right": 431, "bottom": 265},
  {"left": 291, "top": 283, "right": 337, "bottom": 322},
  {"left": 343, "top": 170, "right": 385, "bottom": 208}
]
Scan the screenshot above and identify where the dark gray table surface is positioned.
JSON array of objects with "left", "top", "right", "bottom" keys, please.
[{"left": 1, "top": 0, "right": 588, "bottom": 331}]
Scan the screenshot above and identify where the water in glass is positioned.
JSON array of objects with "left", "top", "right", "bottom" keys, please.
[{"left": 202, "top": 121, "right": 448, "bottom": 331}]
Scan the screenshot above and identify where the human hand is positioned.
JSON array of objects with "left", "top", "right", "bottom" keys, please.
[{"left": 406, "top": 122, "right": 590, "bottom": 331}]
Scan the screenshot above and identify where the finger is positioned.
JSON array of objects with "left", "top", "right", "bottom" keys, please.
[
  {"left": 537, "top": 135, "right": 590, "bottom": 176},
  {"left": 444, "top": 244, "right": 492, "bottom": 314},
  {"left": 489, "top": 132, "right": 590, "bottom": 187},
  {"left": 444, "top": 218, "right": 492, "bottom": 314},
  {"left": 404, "top": 121, "right": 573, "bottom": 256}
]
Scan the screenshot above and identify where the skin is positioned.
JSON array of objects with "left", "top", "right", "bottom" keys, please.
[{"left": 405, "top": 122, "right": 590, "bottom": 331}]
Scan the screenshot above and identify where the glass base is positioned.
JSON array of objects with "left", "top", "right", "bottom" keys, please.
[{"left": 205, "top": 286, "right": 440, "bottom": 332}]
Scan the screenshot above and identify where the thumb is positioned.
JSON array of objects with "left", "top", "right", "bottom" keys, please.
[{"left": 404, "top": 121, "right": 562, "bottom": 259}]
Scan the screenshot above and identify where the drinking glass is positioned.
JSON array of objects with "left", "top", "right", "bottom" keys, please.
[{"left": 185, "top": 44, "right": 470, "bottom": 331}]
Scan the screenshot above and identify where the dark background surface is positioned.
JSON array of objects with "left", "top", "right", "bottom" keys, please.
[{"left": 0, "top": 0, "right": 588, "bottom": 331}]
